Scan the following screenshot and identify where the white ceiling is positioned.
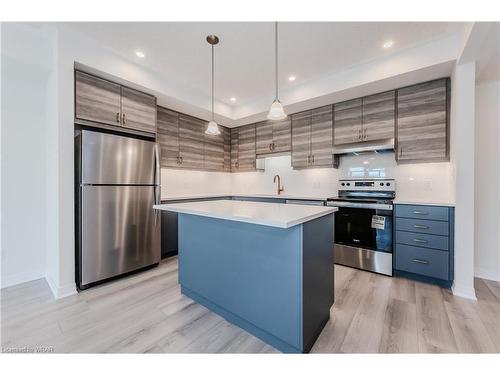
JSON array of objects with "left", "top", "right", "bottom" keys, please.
[{"left": 61, "top": 22, "right": 465, "bottom": 108}]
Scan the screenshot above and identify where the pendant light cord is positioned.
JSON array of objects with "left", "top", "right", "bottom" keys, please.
[
  {"left": 211, "top": 43, "right": 215, "bottom": 121},
  {"left": 275, "top": 21, "right": 278, "bottom": 101}
]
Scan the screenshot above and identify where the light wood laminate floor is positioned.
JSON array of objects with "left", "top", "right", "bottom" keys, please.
[{"left": 2, "top": 257, "right": 499, "bottom": 353}]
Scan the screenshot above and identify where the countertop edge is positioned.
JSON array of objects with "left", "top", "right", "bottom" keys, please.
[
  {"left": 394, "top": 200, "right": 456, "bottom": 207},
  {"left": 161, "top": 194, "right": 332, "bottom": 202},
  {"left": 153, "top": 204, "right": 337, "bottom": 228}
]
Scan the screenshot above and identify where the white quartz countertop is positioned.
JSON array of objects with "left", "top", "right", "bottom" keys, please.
[
  {"left": 161, "top": 193, "right": 333, "bottom": 201},
  {"left": 394, "top": 200, "right": 456, "bottom": 207},
  {"left": 153, "top": 200, "right": 338, "bottom": 228}
]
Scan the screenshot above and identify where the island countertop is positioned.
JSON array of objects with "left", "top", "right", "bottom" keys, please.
[{"left": 153, "top": 200, "right": 337, "bottom": 229}]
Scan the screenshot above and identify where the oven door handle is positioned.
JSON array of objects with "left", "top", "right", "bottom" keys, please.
[{"left": 327, "top": 201, "right": 393, "bottom": 210}]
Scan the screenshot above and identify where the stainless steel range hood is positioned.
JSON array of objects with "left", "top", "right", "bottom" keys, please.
[{"left": 332, "top": 138, "right": 395, "bottom": 155}]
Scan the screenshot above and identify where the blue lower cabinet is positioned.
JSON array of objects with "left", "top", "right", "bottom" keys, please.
[
  {"left": 395, "top": 231, "right": 449, "bottom": 251},
  {"left": 394, "top": 204, "right": 454, "bottom": 288},
  {"left": 395, "top": 244, "right": 449, "bottom": 280}
]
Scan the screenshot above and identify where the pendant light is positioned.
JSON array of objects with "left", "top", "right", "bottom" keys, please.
[
  {"left": 205, "top": 34, "right": 221, "bottom": 135},
  {"left": 267, "top": 22, "right": 287, "bottom": 121}
]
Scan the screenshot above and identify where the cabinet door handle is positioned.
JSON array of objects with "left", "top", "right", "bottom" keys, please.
[
  {"left": 413, "top": 238, "right": 428, "bottom": 244},
  {"left": 179, "top": 156, "right": 183, "bottom": 164},
  {"left": 358, "top": 129, "right": 362, "bottom": 140},
  {"left": 413, "top": 211, "right": 428, "bottom": 215},
  {"left": 312, "top": 154, "right": 315, "bottom": 163},
  {"left": 412, "top": 259, "right": 429, "bottom": 265},
  {"left": 399, "top": 146, "right": 403, "bottom": 158},
  {"left": 269, "top": 143, "right": 272, "bottom": 151},
  {"left": 308, "top": 155, "right": 311, "bottom": 164},
  {"left": 363, "top": 129, "right": 367, "bottom": 140},
  {"left": 413, "top": 224, "right": 429, "bottom": 229},
  {"left": 116, "top": 112, "right": 121, "bottom": 123},
  {"left": 122, "top": 113, "right": 126, "bottom": 124}
]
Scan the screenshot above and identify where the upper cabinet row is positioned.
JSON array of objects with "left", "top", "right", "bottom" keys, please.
[
  {"left": 75, "top": 69, "right": 450, "bottom": 170},
  {"left": 75, "top": 70, "right": 157, "bottom": 134}
]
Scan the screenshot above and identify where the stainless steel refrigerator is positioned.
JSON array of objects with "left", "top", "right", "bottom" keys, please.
[{"left": 75, "top": 130, "right": 161, "bottom": 290}]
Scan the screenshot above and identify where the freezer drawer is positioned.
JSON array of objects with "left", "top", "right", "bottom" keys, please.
[{"left": 80, "top": 185, "right": 160, "bottom": 286}]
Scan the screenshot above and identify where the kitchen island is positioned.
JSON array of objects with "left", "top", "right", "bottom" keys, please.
[{"left": 153, "top": 200, "right": 337, "bottom": 353}]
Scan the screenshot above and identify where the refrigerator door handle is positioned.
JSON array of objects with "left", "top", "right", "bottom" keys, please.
[
  {"left": 153, "top": 143, "right": 161, "bottom": 226},
  {"left": 154, "top": 143, "right": 161, "bottom": 187}
]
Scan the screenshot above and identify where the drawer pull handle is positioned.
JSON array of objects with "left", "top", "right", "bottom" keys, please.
[
  {"left": 413, "top": 238, "right": 428, "bottom": 244},
  {"left": 412, "top": 259, "right": 429, "bottom": 265},
  {"left": 413, "top": 224, "right": 429, "bottom": 229},
  {"left": 413, "top": 211, "right": 428, "bottom": 215}
]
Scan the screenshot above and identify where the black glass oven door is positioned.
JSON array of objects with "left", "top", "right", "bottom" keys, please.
[{"left": 334, "top": 207, "right": 392, "bottom": 252}]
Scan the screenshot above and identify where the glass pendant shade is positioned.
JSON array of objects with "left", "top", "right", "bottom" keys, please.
[
  {"left": 205, "top": 120, "right": 221, "bottom": 135},
  {"left": 267, "top": 99, "right": 287, "bottom": 120}
]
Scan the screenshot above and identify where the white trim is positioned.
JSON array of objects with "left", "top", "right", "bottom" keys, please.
[
  {"left": 0, "top": 269, "right": 45, "bottom": 289},
  {"left": 475, "top": 266, "right": 500, "bottom": 282},
  {"left": 452, "top": 282, "right": 477, "bottom": 300},
  {"left": 45, "top": 275, "right": 77, "bottom": 300}
]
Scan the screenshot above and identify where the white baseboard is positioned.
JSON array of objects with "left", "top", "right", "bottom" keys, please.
[
  {"left": 0, "top": 269, "right": 45, "bottom": 289},
  {"left": 45, "top": 275, "right": 77, "bottom": 299},
  {"left": 452, "top": 282, "right": 477, "bottom": 300},
  {"left": 475, "top": 266, "right": 500, "bottom": 282}
]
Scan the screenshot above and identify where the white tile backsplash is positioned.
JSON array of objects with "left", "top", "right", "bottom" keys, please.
[
  {"left": 161, "top": 153, "right": 455, "bottom": 204},
  {"left": 338, "top": 153, "right": 455, "bottom": 203}
]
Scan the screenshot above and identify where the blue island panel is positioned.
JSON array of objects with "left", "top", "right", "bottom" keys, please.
[{"left": 178, "top": 214, "right": 303, "bottom": 352}]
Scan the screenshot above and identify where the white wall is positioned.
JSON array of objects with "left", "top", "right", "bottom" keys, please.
[
  {"left": 231, "top": 156, "right": 340, "bottom": 197},
  {"left": 1, "top": 24, "right": 54, "bottom": 287},
  {"left": 450, "top": 61, "right": 477, "bottom": 300},
  {"left": 338, "top": 154, "right": 454, "bottom": 203},
  {"left": 161, "top": 169, "right": 232, "bottom": 198},
  {"left": 474, "top": 79, "right": 500, "bottom": 281}
]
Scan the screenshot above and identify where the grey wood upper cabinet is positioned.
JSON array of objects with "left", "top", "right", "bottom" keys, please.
[
  {"left": 231, "top": 124, "right": 259, "bottom": 172},
  {"left": 120, "top": 86, "right": 157, "bottom": 133},
  {"left": 333, "top": 98, "right": 362, "bottom": 145},
  {"left": 238, "top": 124, "right": 258, "bottom": 171},
  {"left": 158, "top": 106, "right": 231, "bottom": 172},
  {"left": 223, "top": 126, "right": 231, "bottom": 172},
  {"left": 256, "top": 118, "right": 291, "bottom": 155},
  {"left": 157, "top": 106, "right": 180, "bottom": 168},
  {"left": 311, "top": 105, "right": 335, "bottom": 167},
  {"left": 75, "top": 71, "right": 122, "bottom": 126},
  {"left": 291, "top": 110, "right": 311, "bottom": 168},
  {"left": 178, "top": 114, "right": 205, "bottom": 169},
  {"left": 362, "top": 91, "right": 395, "bottom": 142},
  {"left": 396, "top": 79, "right": 449, "bottom": 163},
  {"left": 230, "top": 127, "right": 239, "bottom": 171},
  {"left": 256, "top": 121, "right": 273, "bottom": 154},
  {"left": 292, "top": 105, "right": 337, "bottom": 169},
  {"left": 75, "top": 70, "right": 157, "bottom": 135},
  {"left": 204, "top": 128, "right": 225, "bottom": 171}
]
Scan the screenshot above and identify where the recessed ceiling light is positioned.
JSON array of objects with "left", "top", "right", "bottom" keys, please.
[
  {"left": 288, "top": 75, "right": 296, "bottom": 82},
  {"left": 363, "top": 160, "right": 369, "bottom": 165},
  {"left": 382, "top": 40, "right": 394, "bottom": 49},
  {"left": 230, "top": 97, "right": 236, "bottom": 102},
  {"left": 135, "top": 50, "right": 145, "bottom": 58}
]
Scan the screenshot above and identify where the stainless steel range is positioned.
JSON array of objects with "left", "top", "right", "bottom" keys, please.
[{"left": 327, "top": 178, "right": 396, "bottom": 276}]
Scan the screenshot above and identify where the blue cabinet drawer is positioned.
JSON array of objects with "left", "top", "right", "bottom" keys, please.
[
  {"left": 395, "top": 204, "right": 449, "bottom": 221},
  {"left": 395, "top": 244, "right": 449, "bottom": 280},
  {"left": 396, "top": 230, "right": 449, "bottom": 251},
  {"left": 395, "top": 217, "right": 449, "bottom": 236}
]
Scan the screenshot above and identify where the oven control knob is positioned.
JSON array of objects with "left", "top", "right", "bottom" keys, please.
[
  {"left": 341, "top": 182, "right": 345, "bottom": 186},
  {"left": 380, "top": 182, "right": 384, "bottom": 186},
  {"left": 386, "top": 182, "right": 391, "bottom": 186},
  {"left": 346, "top": 182, "right": 350, "bottom": 187}
]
